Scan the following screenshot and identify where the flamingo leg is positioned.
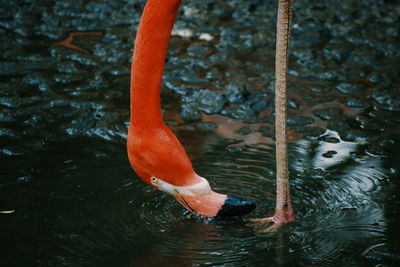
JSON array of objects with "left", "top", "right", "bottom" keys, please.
[{"left": 248, "top": 0, "right": 296, "bottom": 232}]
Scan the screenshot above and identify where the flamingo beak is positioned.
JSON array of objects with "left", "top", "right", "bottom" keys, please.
[
  {"left": 172, "top": 191, "right": 194, "bottom": 212},
  {"left": 172, "top": 190, "right": 256, "bottom": 218},
  {"left": 215, "top": 195, "right": 257, "bottom": 218},
  {"left": 152, "top": 176, "right": 256, "bottom": 218}
]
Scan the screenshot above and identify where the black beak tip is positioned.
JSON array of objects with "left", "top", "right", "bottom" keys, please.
[{"left": 216, "top": 195, "right": 256, "bottom": 218}]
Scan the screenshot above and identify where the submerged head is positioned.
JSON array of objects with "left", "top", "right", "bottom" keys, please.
[{"left": 150, "top": 176, "right": 256, "bottom": 218}]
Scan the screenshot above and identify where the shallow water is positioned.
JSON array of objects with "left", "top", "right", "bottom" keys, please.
[{"left": 1, "top": 0, "right": 400, "bottom": 266}]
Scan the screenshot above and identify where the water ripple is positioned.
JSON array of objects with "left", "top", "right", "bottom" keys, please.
[{"left": 93, "top": 132, "right": 388, "bottom": 266}]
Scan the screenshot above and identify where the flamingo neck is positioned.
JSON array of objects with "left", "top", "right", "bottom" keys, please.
[{"left": 130, "top": 0, "right": 181, "bottom": 129}]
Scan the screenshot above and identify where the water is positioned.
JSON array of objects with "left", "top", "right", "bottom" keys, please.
[
  {"left": 1, "top": 130, "right": 398, "bottom": 266},
  {"left": 1, "top": 0, "right": 400, "bottom": 266}
]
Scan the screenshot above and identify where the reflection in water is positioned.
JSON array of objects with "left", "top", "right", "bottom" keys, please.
[
  {"left": 290, "top": 130, "right": 389, "bottom": 266},
  {"left": 295, "top": 130, "right": 359, "bottom": 170},
  {"left": 52, "top": 32, "right": 103, "bottom": 54}
]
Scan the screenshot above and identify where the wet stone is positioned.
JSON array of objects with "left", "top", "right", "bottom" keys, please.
[
  {"left": 184, "top": 88, "right": 224, "bottom": 111},
  {"left": 53, "top": 73, "right": 84, "bottom": 84},
  {"left": 222, "top": 104, "right": 255, "bottom": 120},
  {"left": 345, "top": 98, "right": 365, "bottom": 108},
  {"left": 88, "top": 72, "right": 108, "bottom": 89},
  {"left": 234, "top": 127, "right": 252, "bottom": 136},
  {"left": 313, "top": 108, "right": 342, "bottom": 121},
  {"left": 51, "top": 50, "right": 98, "bottom": 66},
  {"left": 293, "top": 126, "right": 325, "bottom": 137},
  {"left": 251, "top": 115, "right": 274, "bottom": 124},
  {"left": 17, "top": 176, "right": 31, "bottom": 183},
  {"left": 196, "top": 123, "right": 217, "bottom": 130},
  {"left": 180, "top": 73, "right": 207, "bottom": 84},
  {"left": 335, "top": 82, "right": 361, "bottom": 95},
  {"left": 292, "top": 49, "right": 313, "bottom": 64},
  {"left": 226, "top": 83, "right": 250, "bottom": 104},
  {"left": 0, "top": 110, "right": 14, "bottom": 122},
  {"left": 165, "top": 120, "right": 178, "bottom": 127},
  {"left": 373, "top": 89, "right": 400, "bottom": 111},
  {"left": 109, "top": 67, "right": 130, "bottom": 77},
  {"left": 0, "top": 128, "right": 17, "bottom": 138},
  {"left": 288, "top": 99, "right": 299, "bottom": 109},
  {"left": 322, "top": 41, "right": 349, "bottom": 62},
  {"left": 309, "top": 87, "right": 331, "bottom": 94},
  {"left": 303, "top": 94, "right": 335, "bottom": 106},
  {"left": 187, "top": 42, "right": 214, "bottom": 58},
  {"left": 367, "top": 72, "right": 380, "bottom": 84},
  {"left": 346, "top": 46, "right": 379, "bottom": 66},
  {"left": 354, "top": 116, "right": 383, "bottom": 131},
  {"left": 179, "top": 105, "right": 200, "bottom": 120},
  {"left": 0, "top": 61, "right": 20, "bottom": 75},
  {"left": 247, "top": 93, "right": 267, "bottom": 103},
  {"left": 367, "top": 110, "right": 395, "bottom": 122},
  {"left": 57, "top": 61, "right": 82, "bottom": 74},
  {"left": 337, "top": 128, "right": 369, "bottom": 142},
  {"left": 250, "top": 98, "right": 272, "bottom": 112},
  {"left": 22, "top": 73, "right": 52, "bottom": 90},
  {"left": 0, "top": 96, "right": 41, "bottom": 108},
  {"left": 287, "top": 115, "right": 314, "bottom": 127},
  {"left": 259, "top": 126, "right": 274, "bottom": 138}
]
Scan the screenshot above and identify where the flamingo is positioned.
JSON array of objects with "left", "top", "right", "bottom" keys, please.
[
  {"left": 127, "top": 0, "right": 256, "bottom": 218},
  {"left": 127, "top": 0, "right": 296, "bottom": 226}
]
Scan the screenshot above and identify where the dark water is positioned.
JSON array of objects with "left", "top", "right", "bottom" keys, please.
[{"left": 1, "top": 0, "right": 400, "bottom": 266}]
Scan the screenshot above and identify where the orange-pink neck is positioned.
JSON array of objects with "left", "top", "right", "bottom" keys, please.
[{"left": 130, "top": 0, "right": 181, "bottom": 129}]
